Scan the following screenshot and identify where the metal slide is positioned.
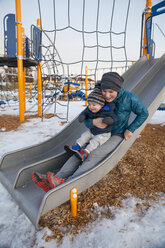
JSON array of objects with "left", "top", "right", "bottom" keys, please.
[{"left": 0, "top": 54, "right": 165, "bottom": 229}]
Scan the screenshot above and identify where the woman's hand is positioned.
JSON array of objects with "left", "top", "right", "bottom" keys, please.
[
  {"left": 93, "top": 118, "right": 107, "bottom": 129},
  {"left": 124, "top": 129, "right": 133, "bottom": 140}
]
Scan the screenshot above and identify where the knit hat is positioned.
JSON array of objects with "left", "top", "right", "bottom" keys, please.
[
  {"left": 100, "top": 72, "right": 124, "bottom": 92},
  {"left": 88, "top": 88, "right": 105, "bottom": 106}
]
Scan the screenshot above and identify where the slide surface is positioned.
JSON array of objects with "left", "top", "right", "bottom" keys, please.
[{"left": 0, "top": 54, "right": 165, "bottom": 229}]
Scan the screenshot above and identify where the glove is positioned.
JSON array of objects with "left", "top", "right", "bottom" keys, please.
[
  {"left": 102, "top": 116, "right": 114, "bottom": 125},
  {"left": 78, "top": 114, "right": 86, "bottom": 122}
]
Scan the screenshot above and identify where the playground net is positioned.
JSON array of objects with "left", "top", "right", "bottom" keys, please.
[
  {"left": 38, "top": 0, "right": 132, "bottom": 81},
  {"left": 1, "top": 0, "right": 132, "bottom": 120}
]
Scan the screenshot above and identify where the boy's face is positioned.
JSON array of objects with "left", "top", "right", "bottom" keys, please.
[
  {"left": 101, "top": 89, "right": 118, "bottom": 102},
  {"left": 88, "top": 102, "right": 102, "bottom": 113}
]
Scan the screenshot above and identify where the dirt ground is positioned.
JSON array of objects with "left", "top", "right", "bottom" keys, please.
[
  {"left": 0, "top": 114, "right": 165, "bottom": 243},
  {"left": 39, "top": 123, "right": 165, "bottom": 244}
]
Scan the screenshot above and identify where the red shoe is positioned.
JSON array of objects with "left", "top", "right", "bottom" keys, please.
[
  {"left": 32, "top": 171, "right": 51, "bottom": 192},
  {"left": 47, "top": 171, "right": 65, "bottom": 189}
]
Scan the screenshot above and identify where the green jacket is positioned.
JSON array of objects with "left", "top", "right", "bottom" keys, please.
[{"left": 84, "top": 87, "right": 149, "bottom": 135}]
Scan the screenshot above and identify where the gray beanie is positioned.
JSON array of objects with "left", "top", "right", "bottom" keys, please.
[
  {"left": 88, "top": 88, "right": 105, "bottom": 106},
  {"left": 100, "top": 72, "right": 124, "bottom": 92}
]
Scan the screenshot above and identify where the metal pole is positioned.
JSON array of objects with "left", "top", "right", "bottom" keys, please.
[
  {"left": 85, "top": 66, "right": 88, "bottom": 106},
  {"left": 15, "top": 0, "right": 24, "bottom": 121},
  {"left": 140, "top": 12, "right": 144, "bottom": 57},
  {"left": 37, "top": 18, "right": 42, "bottom": 116},
  {"left": 143, "top": 0, "right": 152, "bottom": 56}
]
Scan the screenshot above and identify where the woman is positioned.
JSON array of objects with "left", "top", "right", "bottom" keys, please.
[{"left": 32, "top": 72, "right": 149, "bottom": 191}]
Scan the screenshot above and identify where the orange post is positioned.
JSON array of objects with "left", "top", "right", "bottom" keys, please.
[
  {"left": 143, "top": 0, "right": 152, "bottom": 56},
  {"left": 23, "top": 67, "right": 26, "bottom": 111},
  {"left": 64, "top": 85, "right": 68, "bottom": 95},
  {"left": 37, "top": 63, "right": 42, "bottom": 116},
  {"left": 85, "top": 66, "right": 88, "bottom": 106},
  {"left": 70, "top": 187, "right": 77, "bottom": 217},
  {"left": 22, "top": 27, "right": 26, "bottom": 111},
  {"left": 15, "top": 0, "right": 24, "bottom": 121},
  {"left": 37, "top": 19, "right": 42, "bottom": 116},
  {"left": 30, "top": 83, "right": 32, "bottom": 101},
  {"left": 21, "top": 26, "right": 25, "bottom": 56}
]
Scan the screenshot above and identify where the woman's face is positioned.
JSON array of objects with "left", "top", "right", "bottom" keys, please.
[{"left": 101, "top": 89, "right": 118, "bottom": 102}]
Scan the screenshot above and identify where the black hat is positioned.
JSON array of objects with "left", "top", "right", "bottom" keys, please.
[
  {"left": 88, "top": 88, "right": 105, "bottom": 106},
  {"left": 100, "top": 72, "right": 124, "bottom": 92}
]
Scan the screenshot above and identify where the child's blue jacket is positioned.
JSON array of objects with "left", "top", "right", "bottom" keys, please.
[
  {"left": 84, "top": 87, "right": 149, "bottom": 135},
  {"left": 80, "top": 102, "right": 118, "bottom": 135}
]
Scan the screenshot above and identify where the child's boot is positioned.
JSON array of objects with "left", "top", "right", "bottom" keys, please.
[
  {"left": 75, "top": 148, "right": 89, "bottom": 161},
  {"left": 64, "top": 143, "right": 81, "bottom": 154}
]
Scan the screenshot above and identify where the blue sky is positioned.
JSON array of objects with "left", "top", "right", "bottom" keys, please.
[{"left": 0, "top": 0, "right": 165, "bottom": 77}]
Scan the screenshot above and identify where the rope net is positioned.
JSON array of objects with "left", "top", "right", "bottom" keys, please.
[
  {"left": 1, "top": 0, "right": 132, "bottom": 120},
  {"left": 38, "top": 0, "right": 131, "bottom": 81}
]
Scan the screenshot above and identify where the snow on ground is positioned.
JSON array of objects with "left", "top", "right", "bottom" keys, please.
[
  {"left": 149, "top": 110, "right": 165, "bottom": 125},
  {"left": 0, "top": 101, "right": 86, "bottom": 158},
  {"left": 0, "top": 100, "right": 165, "bottom": 248}
]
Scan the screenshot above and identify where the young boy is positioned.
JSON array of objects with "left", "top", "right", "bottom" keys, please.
[{"left": 64, "top": 88, "right": 118, "bottom": 161}]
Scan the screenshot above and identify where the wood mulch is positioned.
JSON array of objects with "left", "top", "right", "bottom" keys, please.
[
  {"left": 0, "top": 113, "right": 63, "bottom": 132},
  {"left": 0, "top": 114, "right": 39, "bottom": 132},
  {"left": 39, "top": 123, "right": 165, "bottom": 244},
  {"left": 0, "top": 114, "right": 165, "bottom": 244}
]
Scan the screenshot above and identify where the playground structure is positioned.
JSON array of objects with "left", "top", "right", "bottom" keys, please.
[
  {"left": 1, "top": 0, "right": 165, "bottom": 119},
  {"left": 0, "top": 0, "right": 165, "bottom": 229},
  {"left": 0, "top": 10, "right": 40, "bottom": 118},
  {"left": 1, "top": 0, "right": 135, "bottom": 121},
  {"left": 1, "top": 14, "right": 69, "bottom": 119},
  {"left": 58, "top": 78, "right": 95, "bottom": 101},
  {"left": 0, "top": 12, "right": 94, "bottom": 119},
  {"left": 59, "top": 81, "right": 84, "bottom": 101}
]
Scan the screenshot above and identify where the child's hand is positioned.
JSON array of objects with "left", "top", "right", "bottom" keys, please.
[
  {"left": 102, "top": 117, "right": 114, "bottom": 125},
  {"left": 124, "top": 129, "right": 133, "bottom": 140},
  {"left": 93, "top": 118, "right": 107, "bottom": 129}
]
